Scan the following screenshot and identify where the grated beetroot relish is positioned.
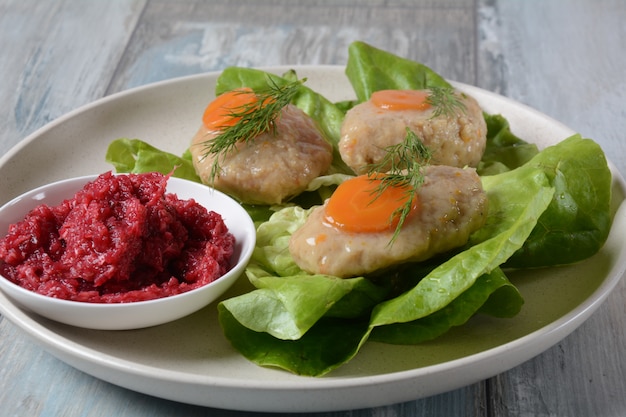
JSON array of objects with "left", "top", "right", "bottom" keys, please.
[{"left": 0, "top": 172, "right": 235, "bottom": 303}]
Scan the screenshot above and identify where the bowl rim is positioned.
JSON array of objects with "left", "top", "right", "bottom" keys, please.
[{"left": 0, "top": 173, "right": 256, "bottom": 308}]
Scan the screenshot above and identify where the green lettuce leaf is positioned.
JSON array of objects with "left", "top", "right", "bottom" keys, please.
[
  {"left": 218, "top": 307, "right": 370, "bottom": 377},
  {"left": 502, "top": 134, "right": 612, "bottom": 267},
  {"left": 369, "top": 267, "right": 523, "bottom": 344},
  {"left": 218, "top": 154, "right": 555, "bottom": 376},
  {"left": 345, "top": 41, "right": 452, "bottom": 102},
  {"left": 250, "top": 205, "right": 312, "bottom": 278},
  {"left": 223, "top": 265, "right": 388, "bottom": 340},
  {"left": 105, "top": 138, "right": 201, "bottom": 182},
  {"left": 478, "top": 114, "right": 540, "bottom": 175}
]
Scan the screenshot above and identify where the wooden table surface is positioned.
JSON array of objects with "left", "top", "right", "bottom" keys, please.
[{"left": 1, "top": 1, "right": 625, "bottom": 416}]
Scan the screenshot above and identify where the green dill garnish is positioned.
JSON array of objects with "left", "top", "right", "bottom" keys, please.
[
  {"left": 367, "top": 127, "right": 432, "bottom": 244},
  {"left": 201, "top": 77, "right": 305, "bottom": 184},
  {"left": 426, "top": 86, "right": 467, "bottom": 118}
]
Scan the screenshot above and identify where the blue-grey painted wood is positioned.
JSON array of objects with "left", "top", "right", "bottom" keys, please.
[
  {"left": 106, "top": 0, "right": 478, "bottom": 93},
  {"left": 478, "top": 1, "right": 626, "bottom": 415},
  {"left": 0, "top": 0, "right": 147, "bottom": 157},
  {"left": 478, "top": 0, "right": 626, "bottom": 176},
  {"left": 1, "top": 0, "right": 625, "bottom": 416}
]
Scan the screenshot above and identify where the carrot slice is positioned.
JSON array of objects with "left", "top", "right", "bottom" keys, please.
[
  {"left": 325, "top": 175, "right": 419, "bottom": 233},
  {"left": 371, "top": 89, "right": 431, "bottom": 111},
  {"left": 202, "top": 88, "right": 258, "bottom": 130}
]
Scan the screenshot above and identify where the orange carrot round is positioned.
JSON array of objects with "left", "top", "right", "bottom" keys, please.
[
  {"left": 202, "top": 88, "right": 258, "bottom": 130},
  {"left": 324, "top": 175, "right": 419, "bottom": 233},
  {"left": 370, "top": 89, "right": 431, "bottom": 111}
]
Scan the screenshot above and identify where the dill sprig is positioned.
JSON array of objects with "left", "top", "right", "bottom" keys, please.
[
  {"left": 202, "top": 77, "right": 305, "bottom": 184},
  {"left": 426, "top": 86, "right": 467, "bottom": 118},
  {"left": 367, "top": 127, "right": 432, "bottom": 244}
]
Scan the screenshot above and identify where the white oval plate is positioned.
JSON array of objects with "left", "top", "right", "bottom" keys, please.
[{"left": 1, "top": 66, "right": 625, "bottom": 413}]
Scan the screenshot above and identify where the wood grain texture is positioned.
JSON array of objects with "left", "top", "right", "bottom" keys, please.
[
  {"left": 1, "top": 0, "right": 625, "bottom": 416},
  {"left": 106, "top": 0, "right": 476, "bottom": 93},
  {"left": 478, "top": 0, "right": 626, "bottom": 175},
  {"left": 478, "top": 1, "right": 626, "bottom": 416},
  {"left": 0, "top": 0, "right": 146, "bottom": 156}
]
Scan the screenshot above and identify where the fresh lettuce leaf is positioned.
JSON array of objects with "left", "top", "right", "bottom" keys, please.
[
  {"left": 105, "top": 138, "right": 201, "bottom": 182},
  {"left": 251, "top": 205, "right": 312, "bottom": 278},
  {"left": 345, "top": 41, "right": 452, "bottom": 102},
  {"left": 369, "top": 267, "right": 523, "bottom": 344},
  {"left": 218, "top": 307, "right": 371, "bottom": 377},
  {"left": 502, "top": 134, "right": 612, "bottom": 267},
  {"left": 224, "top": 265, "right": 388, "bottom": 339},
  {"left": 478, "top": 114, "right": 539, "bottom": 175},
  {"left": 218, "top": 154, "right": 555, "bottom": 376}
]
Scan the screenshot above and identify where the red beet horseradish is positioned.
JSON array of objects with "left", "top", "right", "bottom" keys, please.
[{"left": 0, "top": 172, "right": 235, "bottom": 303}]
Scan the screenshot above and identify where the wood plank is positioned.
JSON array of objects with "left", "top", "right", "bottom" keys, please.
[
  {"left": 478, "top": 0, "right": 626, "bottom": 174},
  {"left": 0, "top": 0, "right": 147, "bottom": 156},
  {"left": 106, "top": 0, "right": 477, "bottom": 93},
  {"left": 477, "top": 0, "right": 626, "bottom": 415}
]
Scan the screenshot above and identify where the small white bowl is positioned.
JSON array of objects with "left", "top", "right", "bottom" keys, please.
[{"left": 0, "top": 174, "right": 256, "bottom": 330}]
